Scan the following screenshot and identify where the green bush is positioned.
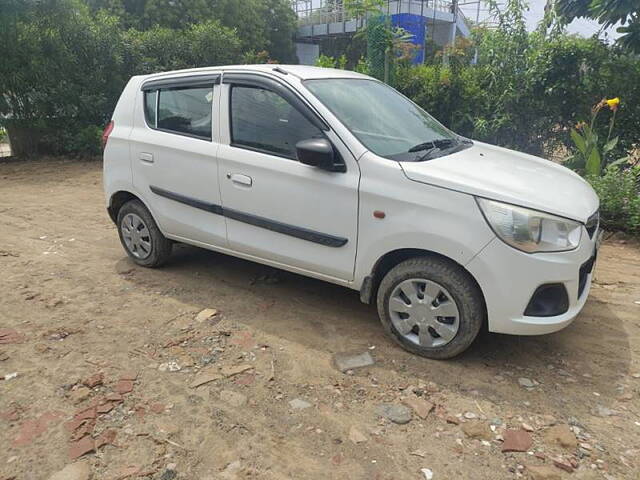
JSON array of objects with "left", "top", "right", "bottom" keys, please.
[
  {"left": 125, "top": 20, "right": 242, "bottom": 76},
  {"left": 0, "top": 2, "right": 243, "bottom": 156},
  {"left": 588, "top": 166, "right": 640, "bottom": 233}
]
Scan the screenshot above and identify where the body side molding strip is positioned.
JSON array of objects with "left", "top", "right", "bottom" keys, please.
[{"left": 149, "top": 186, "right": 348, "bottom": 248}]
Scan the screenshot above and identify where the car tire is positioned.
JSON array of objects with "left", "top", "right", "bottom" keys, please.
[
  {"left": 376, "top": 256, "right": 484, "bottom": 359},
  {"left": 116, "top": 199, "right": 172, "bottom": 268}
]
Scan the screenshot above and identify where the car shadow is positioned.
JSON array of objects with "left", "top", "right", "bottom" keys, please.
[{"left": 118, "top": 243, "right": 631, "bottom": 404}]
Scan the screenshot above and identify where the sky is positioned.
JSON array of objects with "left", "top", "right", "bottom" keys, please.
[{"left": 458, "top": 0, "right": 619, "bottom": 40}]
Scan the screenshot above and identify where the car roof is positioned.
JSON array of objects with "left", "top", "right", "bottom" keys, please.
[{"left": 139, "top": 64, "right": 368, "bottom": 81}]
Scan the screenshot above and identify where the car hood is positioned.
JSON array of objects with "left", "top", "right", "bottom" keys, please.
[{"left": 400, "top": 141, "right": 599, "bottom": 223}]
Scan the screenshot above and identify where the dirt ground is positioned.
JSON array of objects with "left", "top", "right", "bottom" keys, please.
[{"left": 1, "top": 157, "right": 639, "bottom": 480}]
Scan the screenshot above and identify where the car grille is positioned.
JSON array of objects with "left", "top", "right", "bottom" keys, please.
[{"left": 585, "top": 210, "right": 599, "bottom": 239}]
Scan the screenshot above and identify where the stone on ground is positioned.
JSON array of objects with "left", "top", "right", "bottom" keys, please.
[
  {"left": 48, "top": 461, "right": 90, "bottom": 480},
  {"left": 526, "top": 464, "right": 561, "bottom": 480},
  {"left": 461, "top": 421, "right": 492, "bottom": 441},
  {"left": 376, "top": 404, "right": 412, "bottom": 424},
  {"left": 333, "top": 351, "right": 375, "bottom": 373},
  {"left": 544, "top": 424, "right": 577, "bottom": 449}
]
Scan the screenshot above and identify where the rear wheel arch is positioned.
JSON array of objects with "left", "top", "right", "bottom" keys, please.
[{"left": 108, "top": 191, "right": 138, "bottom": 223}]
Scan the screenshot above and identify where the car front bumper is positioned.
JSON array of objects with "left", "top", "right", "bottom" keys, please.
[{"left": 466, "top": 228, "right": 599, "bottom": 336}]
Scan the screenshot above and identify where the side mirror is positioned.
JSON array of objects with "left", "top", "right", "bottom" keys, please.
[{"left": 296, "top": 138, "right": 346, "bottom": 173}]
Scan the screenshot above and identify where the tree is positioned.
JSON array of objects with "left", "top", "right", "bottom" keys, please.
[
  {"left": 555, "top": 0, "right": 640, "bottom": 53},
  {"left": 87, "top": 0, "right": 298, "bottom": 61},
  {"left": 0, "top": 0, "right": 243, "bottom": 156},
  {"left": 0, "top": 0, "right": 127, "bottom": 155}
]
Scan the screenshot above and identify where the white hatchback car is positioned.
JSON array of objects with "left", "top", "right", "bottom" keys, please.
[{"left": 103, "top": 65, "right": 600, "bottom": 359}]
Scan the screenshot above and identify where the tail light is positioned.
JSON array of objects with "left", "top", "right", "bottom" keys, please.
[{"left": 102, "top": 120, "right": 114, "bottom": 150}]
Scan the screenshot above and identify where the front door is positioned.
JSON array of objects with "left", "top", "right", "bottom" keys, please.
[{"left": 217, "top": 75, "right": 359, "bottom": 281}]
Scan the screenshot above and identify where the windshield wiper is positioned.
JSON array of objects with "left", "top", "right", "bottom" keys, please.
[{"left": 408, "top": 138, "right": 458, "bottom": 153}]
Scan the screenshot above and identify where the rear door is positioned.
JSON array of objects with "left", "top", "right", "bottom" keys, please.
[
  {"left": 217, "top": 73, "right": 360, "bottom": 281},
  {"left": 130, "top": 75, "right": 227, "bottom": 247}
]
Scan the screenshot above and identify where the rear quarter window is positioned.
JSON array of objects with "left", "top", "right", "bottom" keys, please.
[{"left": 144, "top": 91, "right": 157, "bottom": 128}]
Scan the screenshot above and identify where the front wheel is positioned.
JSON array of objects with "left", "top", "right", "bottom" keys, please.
[
  {"left": 376, "top": 257, "right": 484, "bottom": 359},
  {"left": 116, "top": 199, "right": 172, "bottom": 268}
]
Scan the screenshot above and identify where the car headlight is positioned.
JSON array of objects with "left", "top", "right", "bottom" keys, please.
[{"left": 476, "top": 198, "right": 582, "bottom": 253}]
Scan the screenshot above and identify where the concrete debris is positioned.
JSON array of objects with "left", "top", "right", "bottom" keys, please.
[
  {"left": 289, "top": 398, "right": 312, "bottom": 410},
  {"left": 348, "top": 426, "right": 368, "bottom": 444},
  {"left": 333, "top": 351, "right": 375, "bottom": 373},
  {"left": 402, "top": 396, "right": 434, "bottom": 420},
  {"left": 219, "top": 390, "right": 247, "bottom": 407},
  {"left": 195, "top": 308, "right": 218, "bottom": 323},
  {"left": 47, "top": 461, "right": 91, "bottom": 480}
]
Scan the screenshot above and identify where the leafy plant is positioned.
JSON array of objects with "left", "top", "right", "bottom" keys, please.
[
  {"left": 314, "top": 54, "right": 347, "bottom": 69},
  {"left": 588, "top": 164, "right": 640, "bottom": 233},
  {"left": 555, "top": 0, "right": 640, "bottom": 54},
  {"left": 566, "top": 98, "right": 626, "bottom": 176}
]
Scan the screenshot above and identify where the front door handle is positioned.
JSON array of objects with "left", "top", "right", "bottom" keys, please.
[
  {"left": 227, "top": 173, "right": 252, "bottom": 187},
  {"left": 140, "top": 152, "right": 154, "bottom": 164}
]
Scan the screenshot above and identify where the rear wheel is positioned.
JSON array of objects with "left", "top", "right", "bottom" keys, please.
[
  {"left": 376, "top": 257, "right": 484, "bottom": 359},
  {"left": 117, "top": 199, "right": 172, "bottom": 267}
]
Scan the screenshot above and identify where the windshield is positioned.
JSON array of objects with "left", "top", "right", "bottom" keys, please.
[{"left": 304, "top": 78, "right": 471, "bottom": 161}]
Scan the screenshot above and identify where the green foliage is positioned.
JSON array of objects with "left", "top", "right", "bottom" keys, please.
[
  {"left": 87, "top": 0, "right": 297, "bottom": 62},
  {"left": 587, "top": 165, "right": 640, "bottom": 233},
  {"left": 0, "top": 0, "right": 128, "bottom": 156},
  {"left": 125, "top": 20, "right": 242, "bottom": 75},
  {"left": 344, "top": 0, "right": 384, "bottom": 17},
  {"left": 395, "top": 7, "right": 640, "bottom": 158},
  {"left": 315, "top": 54, "right": 348, "bottom": 69},
  {"left": 565, "top": 99, "right": 626, "bottom": 176},
  {"left": 2, "top": 0, "right": 278, "bottom": 156},
  {"left": 555, "top": 0, "right": 640, "bottom": 54}
]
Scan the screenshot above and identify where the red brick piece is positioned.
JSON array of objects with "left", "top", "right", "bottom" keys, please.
[
  {"left": 83, "top": 373, "right": 104, "bottom": 388},
  {"left": 68, "top": 435, "right": 95, "bottom": 459},
  {"left": 502, "top": 429, "right": 533, "bottom": 453},
  {"left": 115, "top": 380, "right": 133, "bottom": 394}
]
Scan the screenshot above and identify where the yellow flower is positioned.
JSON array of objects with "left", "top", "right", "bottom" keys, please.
[{"left": 605, "top": 97, "right": 620, "bottom": 111}]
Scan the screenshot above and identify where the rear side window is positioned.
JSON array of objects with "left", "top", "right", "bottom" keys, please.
[
  {"left": 230, "top": 86, "right": 323, "bottom": 158},
  {"left": 147, "top": 86, "right": 213, "bottom": 140},
  {"left": 144, "top": 91, "right": 157, "bottom": 127}
]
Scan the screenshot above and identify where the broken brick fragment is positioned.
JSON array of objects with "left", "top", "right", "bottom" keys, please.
[
  {"left": 501, "top": 429, "right": 533, "bottom": 453},
  {"left": 120, "top": 370, "right": 138, "bottom": 381},
  {"left": 106, "top": 392, "right": 124, "bottom": 402},
  {"left": 74, "top": 406, "right": 97, "bottom": 421},
  {"left": 115, "top": 379, "right": 134, "bottom": 394},
  {"left": 95, "top": 429, "right": 117, "bottom": 449},
  {"left": 96, "top": 402, "right": 115, "bottom": 414},
  {"left": 68, "top": 435, "right": 95, "bottom": 459},
  {"left": 82, "top": 373, "right": 104, "bottom": 388},
  {"left": 13, "top": 411, "right": 63, "bottom": 447},
  {"left": 0, "top": 328, "right": 25, "bottom": 344}
]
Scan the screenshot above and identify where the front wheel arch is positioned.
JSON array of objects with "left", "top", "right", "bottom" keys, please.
[{"left": 361, "top": 248, "right": 487, "bottom": 314}]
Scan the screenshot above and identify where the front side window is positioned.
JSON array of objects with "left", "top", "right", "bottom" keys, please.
[
  {"left": 304, "top": 78, "right": 470, "bottom": 161},
  {"left": 230, "top": 86, "right": 323, "bottom": 159},
  {"left": 157, "top": 86, "right": 213, "bottom": 140}
]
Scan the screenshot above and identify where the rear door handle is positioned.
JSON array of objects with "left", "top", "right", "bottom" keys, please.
[
  {"left": 140, "top": 152, "right": 154, "bottom": 164},
  {"left": 227, "top": 173, "right": 252, "bottom": 187}
]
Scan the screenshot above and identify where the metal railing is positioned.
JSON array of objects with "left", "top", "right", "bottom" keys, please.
[{"left": 291, "top": 0, "right": 467, "bottom": 28}]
